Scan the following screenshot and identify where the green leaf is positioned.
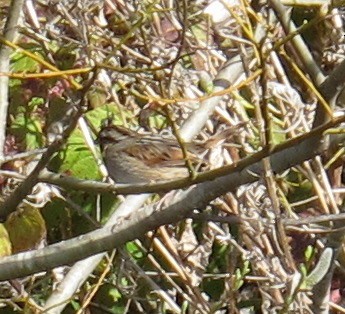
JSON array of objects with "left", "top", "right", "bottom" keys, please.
[
  {"left": 10, "top": 112, "right": 44, "bottom": 149},
  {"left": 86, "top": 103, "right": 131, "bottom": 129},
  {"left": 270, "top": 123, "right": 287, "bottom": 145},
  {"left": 148, "top": 113, "right": 167, "bottom": 129},
  {"left": 11, "top": 48, "right": 41, "bottom": 73},
  {"left": 54, "top": 104, "right": 133, "bottom": 180},
  {"left": 304, "top": 245, "right": 315, "bottom": 262},
  {"left": 9, "top": 78, "right": 22, "bottom": 88},
  {"left": 234, "top": 268, "right": 244, "bottom": 290},
  {"left": 29, "top": 96, "right": 45, "bottom": 109},
  {"left": 304, "top": 248, "right": 333, "bottom": 288},
  {"left": 126, "top": 241, "right": 143, "bottom": 259},
  {"left": 234, "top": 260, "right": 251, "bottom": 290},
  {"left": 59, "top": 128, "right": 99, "bottom": 180},
  {"left": 299, "top": 263, "right": 307, "bottom": 278},
  {"left": 93, "top": 283, "right": 126, "bottom": 314}
]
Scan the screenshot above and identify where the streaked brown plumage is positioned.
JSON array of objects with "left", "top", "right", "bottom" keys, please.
[{"left": 98, "top": 124, "right": 233, "bottom": 183}]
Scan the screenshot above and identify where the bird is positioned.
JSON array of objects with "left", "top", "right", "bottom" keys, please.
[{"left": 97, "top": 124, "right": 206, "bottom": 183}]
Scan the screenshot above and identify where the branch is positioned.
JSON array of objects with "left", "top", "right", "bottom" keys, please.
[
  {"left": 0, "top": 0, "right": 25, "bottom": 165},
  {"left": 42, "top": 54, "right": 249, "bottom": 312},
  {"left": 36, "top": 115, "right": 345, "bottom": 195},
  {"left": 0, "top": 115, "right": 343, "bottom": 280}
]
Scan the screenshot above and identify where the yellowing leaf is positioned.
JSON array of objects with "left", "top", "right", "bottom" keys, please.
[
  {"left": 5, "top": 206, "right": 46, "bottom": 253},
  {"left": 0, "top": 223, "right": 12, "bottom": 257}
]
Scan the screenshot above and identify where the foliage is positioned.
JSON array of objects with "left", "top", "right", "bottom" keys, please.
[{"left": 0, "top": 0, "right": 344, "bottom": 313}]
